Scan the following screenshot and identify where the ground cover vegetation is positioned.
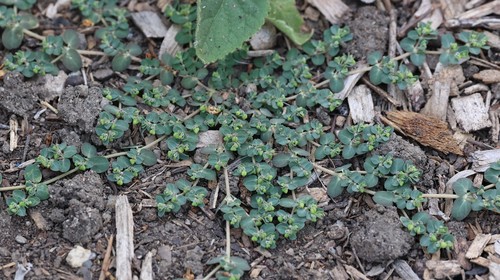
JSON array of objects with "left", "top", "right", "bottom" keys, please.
[{"left": 0, "top": 0, "right": 498, "bottom": 278}]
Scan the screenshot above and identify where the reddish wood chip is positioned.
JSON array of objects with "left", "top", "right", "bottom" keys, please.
[{"left": 385, "top": 111, "right": 464, "bottom": 155}]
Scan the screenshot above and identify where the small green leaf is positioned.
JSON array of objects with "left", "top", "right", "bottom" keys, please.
[
  {"left": 2, "top": 26, "right": 23, "bottom": 50},
  {"left": 369, "top": 66, "right": 383, "bottom": 85},
  {"left": 139, "top": 149, "right": 157, "bottom": 166},
  {"left": 451, "top": 197, "right": 472, "bottom": 221},
  {"left": 195, "top": 0, "right": 269, "bottom": 63},
  {"left": 62, "top": 48, "right": 82, "bottom": 72},
  {"left": 81, "top": 143, "right": 97, "bottom": 158},
  {"left": 410, "top": 53, "right": 425, "bottom": 66},
  {"left": 272, "top": 153, "right": 291, "bottom": 168},
  {"left": 452, "top": 178, "right": 473, "bottom": 196},
  {"left": 62, "top": 29, "right": 80, "bottom": 48},
  {"left": 279, "top": 198, "right": 297, "bottom": 208},
  {"left": 267, "top": 0, "right": 312, "bottom": 45},
  {"left": 367, "top": 51, "right": 382, "bottom": 65},
  {"left": 373, "top": 191, "right": 395, "bottom": 206},
  {"left": 112, "top": 52, "right": 132, "bottom": 72},
  {"left": 88, "top": 156, "right": 109, "bottom": 173},
  {"left": 327, "top": 176, "right": 345, "bottom": 198},
  {"left": 441, "top": 33, "right": 455, "bottom": 48},
  {"left": 342, "top": 144, "right": 356, "bottom": 159},
  {"left": 24, "top": 164, "right": 42, "bottom": 183}
]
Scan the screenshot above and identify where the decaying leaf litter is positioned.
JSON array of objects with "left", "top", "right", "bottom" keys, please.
[{"left": 0, "top": 0, "right": 499, "bottom": 279}]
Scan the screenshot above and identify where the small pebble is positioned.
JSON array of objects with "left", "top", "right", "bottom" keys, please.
[{"left": 15, "top": 235, "right": 28, "bottom": 244}]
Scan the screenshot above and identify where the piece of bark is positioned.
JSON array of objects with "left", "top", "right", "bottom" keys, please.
[
  {"left": 384, "top": 111, "right": 464, "bottom": 155},
  {"left": 422, "top": 7, "right": 444, "bottom": 30},
  {"left": 489, "top": 262, "right": 500, "bottom": 280},
  {"left": 458, "top": 0, "right": 500, "bottom": 20},
  {"left": 393, "top": 259, "right": 420, "bottom": 280},
  {"left": 470, "top": 256, "right": 490, "bottom": 267},
  {"left": 306, "top": 0, "right": 349, "bottom": 24},
  {"left": 331, "top": 265, "right": 349, "bottom": 280},
  {"left": 398, "top": 0, "right": 433, "bottom": 37},
  {"left": 140, "top": 251, "right": 153, "bottom": 280},
  {"left": 347, "top": 85, "right": 375, "bottom": 124},
  {"left": 473, "top": 70, "right": 500, "bottom": 84},
  {"left": 451, "top": 93, "right": 492, "bottom": 132},
  {"left": 115, "top": 195, "right": 134, "bottom": 280},
  {"left": 425, "top": 260, "right": 462, "bottom": 279},
  {"left": 471, "top": 149, "right": 500, "bottom": 172},
  {"left": 131, "top": 11, "right": 168, "bottom": 38},
  {"left": 29, "top": 210, "right": 49, "bottom": 231},
  {"left": 159, "top": 25, "right": 182, "bottom": 57},
  {"left": 466, "top": 234, "right": 492, "bottom": 259},
  {"left": 463, "top": 84, "right": 490, "bottom": 95}
]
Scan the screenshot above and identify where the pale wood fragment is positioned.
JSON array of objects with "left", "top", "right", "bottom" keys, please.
[
  {"left": 9, "top": 116, "right": 18, "bottom": 152},
  {"left": 421, "top": 80, "right": 450, "bottom": 121},
  {"left": 451, "top": 93, "right": 492, "bottom": 132},
  {"left": 463, "top": 84, "right": 490, "bottom": 95},
  {"left": 458, "top": 0, "right": 500, "bottom": 20},
  {"left": 470, "top": 256, "right": 490, "bottom": 267},
  {"left": 473, "top": 70, "right": 500, "bottom": 84},
  {"left": 331, "top": 265, "right": 349, "bottom": 280},
  {"left": 384, "top": 111, "right": 464, "bottom": 155},
  {"left": 490, "top": 106, "right": 500, "bottom": 143},
  {"left": 140, "top": 251, "right": 153, "bottom": 280},
  {"left": 466, "top": 0, "right": 488, "bottom": 10},
  {"left": 484, "top": 31, "right": 500, "bottom": 49},
  {"left": 393, "top": 259, "right": 420, "bottom": 280},
  {"left": 425, "top": 260, "right": 462, "bottom": 279},
  {"left": 471, "top": 149, "right": 500, "bottom": 172},
  {"left": 344, "top": 265, "right": 370, "bottom": 280},
  {"left": 306, "top": 0, "right": 349, "bottom": 24},
  {"left": 115, "top": 195, "right": 134, "bottom": 280},
  {"left": 29, "top": 210, "right": 49, "bottom": 231},
  {"left": 466, "top": 234, "right": 492, "bottom": 259},
  {"left": 333, "top": 66, "right": 366, "bottom": 100},
  {"left": 422, "top": 7, "right": 444, "bottom": 30},
  {"left": 159, "top": 25, "right": 182, "bottom": 57},
  {"left": 131, "top": 11, "right": 168, "bottom": 38},
  {"left": 406, "top": 80, "right": 426, "bottom": 111},
  {"left": 347, "top": 85, "right": 375, "bottom": 124},
  {"left": 440, "top": 0, "right": 467, "bottom": 20},
  {"left": 490, "top": 262, "right": 500, "bottom": 280}
]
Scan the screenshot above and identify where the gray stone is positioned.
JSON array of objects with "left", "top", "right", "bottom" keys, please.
[
  {"left": 15, "top": 235, "right": 28, "bottom": 244},
  {"left": 66, "top": 245, "right": 92, "bottom": 268},
  {"left": 250, "top": 23, "right": 277, "bottom": 50}
]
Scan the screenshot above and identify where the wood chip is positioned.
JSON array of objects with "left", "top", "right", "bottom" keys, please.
[
  {"left": 473, "top": 70, "right": 500, "bottom": 84},
  {"left": 331, "top": 265, "right": 349, "bottom": 280},
  {"left": 131, "top": 11, "right": 168, "bottom": 38},
  {"left": 347, "top": 85, "right": 375, "bottom": 124},
  {"left": 392, "top": 259, "right": 420, "bottom": 280},
  {"left": 471, "top": 149, "right": 500, "bottom": 172},
  {"left": 484, "top": 31, "right": 500, "bottom": 49},
  {"left": 424, "top": 260, "right": 462, "bottom": 279},
  {"left": 462, "top": 84, "right": 489, "bottom": 95},
  {"left": 115, "top": 195, "right": 134, "bottom": 280},
  {"left": 440, "top": 0, "right": 467, "bottom": 20},
  {"left": 458, "top": 0, "right": 500, "bottom": 20},
  {"left": 466, "top": 234, "right": 491, "bottom": 259},
  {"left": 306, "top": 0, "right": 349, "bottom": 24},
  {"left": 421, "top": 80, "right": 450, "bottom": 121},
  {"left": 9, "top": 116, "right": 18, "bottom": 152},
  {"left": 140, "top": 251, "right": 153, "bottom": 280},
  {"left": 29, "top": 210, "right": 49, "bottom": 231},
  {"left": 451, "top": 93, "right": 492, "bottom": 132},
  {"left": 344, "top": 265, "right": 370, "bottom": 280},
  {"left": 470, "top": 256, "right": 490, "bottom": 267},
  {"left": 159, "top": 25, "right": 182, "bottom": 57},
  {"left": 384, "top": 111, "right": 464, "bottom": 155}
]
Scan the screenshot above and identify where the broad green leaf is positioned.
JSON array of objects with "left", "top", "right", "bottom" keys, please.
[
  {"left": 89, "top": 156, "right": 109, "bottom": 173},
  {"left": 373, "top": 191, "right": 394, "bottom": 206},
  {"left": 81, "top": 143, "right": 97, "bottom": 158},
  {"left": 369, "top": 66, "right": 383, "bottom": 85},
  {"left": 279, "top": 198, "right": 297, "bottom": 208},
  {"left": 367, "top": 51, "right": 382, "bottom": 65},
  {"left": 410, "top": 53, "right": 425, "bottom": 66},
  {"left": 195, "top": 0, "right": 269, "bottom": 63},
  {"left": 18, "top": 14, "right": 38, "bottom": 29},
  {"left": 272, "top": 153, "right": 291, "bottom": 168},
  {"left": 62, "top": 48, "right": 82, "bottom": 72},
  {"left": 34, "top": 184, "right": 49, "bottom": 200},
  {"left": 139, "top": 149, "right": 157, "bottom": 166},
  {"left": 327, "top": 176, "right": 345, "bottom": 198},
  {"left": 62, "top": 29, "right": 80, "bottom": 48},
  {"left": 342, "top": 144, "right": 355, "bottom": 159},
  {"left": 24, "top": 164, "right": 42, "bottom": 183},
  {"left": 63, "top": 146, "right": 78, "bottom": 158},
  {"left": 441, "top": 33, "right": 455, "bottom": 48},
  {"left": 451, "top": 197, "right": 472, "bottom": 221},
  {"left": 267, "top": 0, "right": 312, "bottom": 45},
  {"left": 484, "top": 167, "right": 500, "bottom": 184},
  {"left": 452, "top": 178, "right": 473, "bottom": 196},
  {"left": 112, "top": 52, "right": 132, "bottom": 72},
  {"left": 2, "top": 26, "right": 23, "bottom": 49}
]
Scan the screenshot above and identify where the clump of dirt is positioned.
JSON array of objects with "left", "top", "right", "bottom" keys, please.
[
  {"left": 344, "top": 6, "right": 389, "bottom": 59},
  {"left": 46, "top": 171, "right": 110, "bottom": 244},
  {"left": 350, "top": 207, "right": 414, "bottom": 263},
  {"left": 57, "top": 85, "right": 104, "bottom": 133},
  {"left": 0, "top": 72, "right": 45, "bottom": 116}
]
